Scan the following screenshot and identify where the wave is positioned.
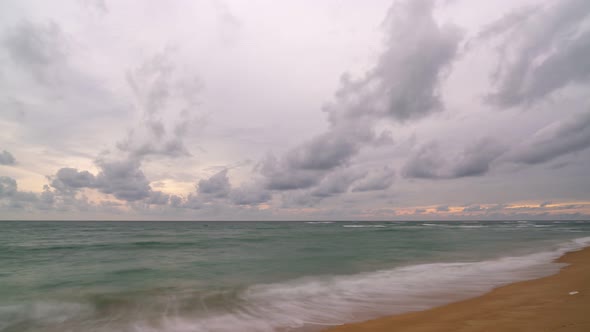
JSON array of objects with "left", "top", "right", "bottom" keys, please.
[
  {"left": 422, "top": 223, "right": 486, "bottom": 229},
  {"left": 148, "top": 236, "right": 590, "bottom": 332},
  {"left": 5, "top": 237, "right": 590, "bottom": 332},
  {"left": 342, "top": 225, "right": 386, "bottom": 228}
]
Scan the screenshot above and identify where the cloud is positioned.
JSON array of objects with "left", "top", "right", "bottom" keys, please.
[
  {"left": 0, "top": 176, "right": 17, "bottom": 197},
  {"left": 483, "top": 0, "right": 590, "bottom": 107},
  {"left": 197, "top": 169, "right": 231, "bottom": 198},
  {"left": 0, "top": 150, "right": 16, "bottom": 165},
  {"left": 229, "top": 183, "right": 271, "bottom": 206},
  {"left": 402, "top": 143, "right": 443, "bottom": 179},
  {"left": 285, "top": 126, "right": 370, "bottom": 171},
  {"left": 450, "top": 138, "right": 506, "bottom": 177},
  {"left": 51, "top": 167, "right": 96, "bottom": 193},
  {"left": 508, "top": 111, "right": 590, "bottom": 164},
  {"left": 43, "top": 49, "right": 205, "bottom": 205},
  {"left": 256, "top": 0, "right": 462, "bottom": 203},
  {"left": 325, "top": 0, "right": 462, "bottom": 123},
  {"left": 94, "top": 158, "right": 151, "bottom": 201},
  {"left": 462, "top": 204, "right": 483, "bottom": 212},
  {"left": 260, "top": 124, "right": 375, "bottom": 191},
  {"left": 52, "top": 158, "right": 153, "bottom": 202},
  {"left": 3, "top": 20, "right": 68, "bottom": 84},
  {"left": 403, "top": 138, "right": 506, "bottom": 179},
  {"left": 145, "top": 191, "right": 170, "bottom": 205},
  {"left": 351, "top": 166, "right": 395, "bottom": 192},
  {"left": 311, "top": 168, "right": 368, "bottom": 197},
  {"left": 118, "top": 51, "right": 201, "bottom": 159},
  {"left": 436, "top": 205, "right": 449, "bottom": 212},
  {"left": 259, "top": 154, "right": 324, "bottom": 191}
]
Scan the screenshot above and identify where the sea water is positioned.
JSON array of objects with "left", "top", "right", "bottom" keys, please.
[{"left": 0, "top": 220, "right": 589, "bottom": 331}]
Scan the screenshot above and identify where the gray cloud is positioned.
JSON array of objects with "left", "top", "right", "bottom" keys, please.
[
  {"left": 257, "top": 0, "right": 461, "bottom": 202},
  {"left": 94, "top": 158, "right": 151, "bottom": 202},
  {"left": 145, "top": 191, "right": 170, "bottom": 205},
  {"left": 403, "top": 138, "right": 505, "bottom": 179},
  {"left": 259, "top": 154, "right": 324, "bottom": 191},
  {"left": 0, "top": 176, "right": 17, "bottom": 197},
  {"left": 325, "top": 0, "right": 462, "bottom": 123},
  {"left": 311, "top": 168, "right": 368, "bottom": 197},
  {"left": 508, "top": 111, "right": 590, "bottom": 164},
  {"left": 3, "top": 20, "right": 68, "bottom": 84},
  {"left": 402, "top": 143, "right": 442, "bottom": 179},
  {"left": 285, "top": 127, "right": 370, "bottom": 171},
  {"left": 436, "top": 205, "right": 449, "bottom": 212},
  {"left": 462, "top": 204, "right": 483, "bottom": 212},
  {"left": 51, "top": 167, "right": 96, "bottom": 193},
  {"left": 197, "top": 169, "right": 231, "bottom": 198},
  {"left": 260, "top": 124, "right": 375, "bottom": 191},
  {"left": 43, "top": 49, "right": 205, "bottom": 205},
  {"left": 483, "top": 0, "right": 590, "bottom": 107},
  {"left": 51, "top": 159, "right": 153, "bottom": 202},
  {"left": 0, "top": 177, "right": 51, "bottom": 210},
  {"left": 0, "top": 150, "right": 16, "bottom": 165},
  {"left": 229, "top": 183, "right": 271, "bottom": 206},
  {"left": 451, "top": 139, "right": 506, "bottom": 177},
  {"left": 351, "top": 166, "right": 395, "bottom": 192},
  {"left": 118, "top": 51, "right": 201, "bottom": 159}
]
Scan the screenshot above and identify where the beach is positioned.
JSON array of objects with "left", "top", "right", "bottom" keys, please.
[
  {"left": 1, "top": 220, "right": 589, "bottom": 331},
  {"left": 325, "top": 246, "right": 590, "bottom": 332}
]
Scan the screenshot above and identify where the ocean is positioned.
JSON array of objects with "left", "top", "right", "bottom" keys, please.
[{"left": 1, "top": 220, "right": 589, "bottom": 332}]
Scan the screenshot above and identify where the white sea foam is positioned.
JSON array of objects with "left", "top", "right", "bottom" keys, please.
[
  {"left": 0, "top": 301, "right": 93, "bottom": 331},
  {"left": 11, "top": 237, "right": 590, "bottom": 332},
  {"left": 138, "top": 236, "right": 590, "bottom": 332},
  {"left": 342, "top": 225, "right": 386, "bottom": 228}
]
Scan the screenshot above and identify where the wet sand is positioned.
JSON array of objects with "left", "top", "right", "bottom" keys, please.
[{"left": 325, "top": 247, "right": 590, "bottom": 332}]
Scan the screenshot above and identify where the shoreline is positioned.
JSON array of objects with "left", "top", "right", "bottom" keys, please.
[{"left": 324, "top": 246, "right": 590, "bottom": 332}]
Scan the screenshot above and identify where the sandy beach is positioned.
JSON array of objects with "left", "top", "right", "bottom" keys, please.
[{"left": 325, "top": 246, "right": 590, "bottom": 332}]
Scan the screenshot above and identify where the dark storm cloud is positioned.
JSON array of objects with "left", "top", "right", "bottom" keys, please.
[
  {"left": 483, "top": 0, "right": 590, "bottom": 107},
  {"left": 3, "top": 20, "right": 68, "bottom": 83},
  {"left": 402, "top": 138, "right": 505, "bottom": 179},
  {"left": 508, "top": 111, "right": 590, "bottom": 164},
  {"left": 0, "top": 150, "right": 16, "bottom": 165},
  {"left": 197, "top": 169, "right": 231, "bottom": 198},
  {"left": 351, "top": 166, "right": 395, "bottom": 192}
]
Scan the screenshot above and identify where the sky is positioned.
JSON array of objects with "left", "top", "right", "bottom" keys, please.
[{"left": 1, "top": 0, "right": 590, "bottom": 221}]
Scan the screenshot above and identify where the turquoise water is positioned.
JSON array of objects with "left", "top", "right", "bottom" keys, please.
[{"left": 1, "top": 220, "right": 589, "bottom": 331}]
